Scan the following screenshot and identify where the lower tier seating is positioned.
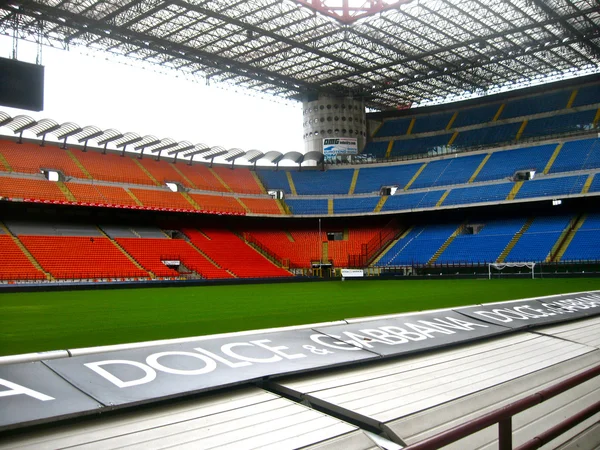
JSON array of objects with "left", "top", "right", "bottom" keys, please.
[
  {"left": 562, "top": 213, "right": 600, "bottom": 261},
  {"left": 18, "top": 236, "right": 149, "bottom": 279},
  {"left": 505, "top": 215, "right": 572, "bottom": 263},
  {"left": 116, "top": 238, "right": 232, "bottom": 279},
  {"left": 182, "top": 228, "right": 291, "bottom": 278},
  {"left": 0, "top": 235, "right": 46, "bottom": 281}
]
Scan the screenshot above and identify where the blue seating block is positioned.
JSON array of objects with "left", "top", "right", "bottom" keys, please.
[
  {"left": 572, "top": 84, "right": 600, "bottom": 107},
  {"left": 505, "top": 215, "right": 572, "bottom": 262},
  {"left": 453, "top": 103, "right": 501, "bottom": 128},
  {"left": 409, "top": 154, "right": 486, "bottom": 190},
  {"left": 334, "top": 197, "right": 380, "bottom": 214},
  {"left": 515, "top": 175, "right": 587, "bottom": 199},
  {"left": 354, "top": 163, "right": 422, "bottom": 194},
  {"left": 381, "top": 190, "right": 446, "bottom": 212},
  {"left": 391, "top": 134, "right": 452, "bottom": 157},
  {"left": 475, "top": 144, "right": 556, "bottom": 182},
  {"left": 549, "top": 139, "right": 600, "bottom": 173},
  {"left": 588, "top": 174, "right": 600, "bottom": 193},
  {"left": 501, "top": 90, "right": 571, "bottom": 119},
  {"left": 292, "top": 169, "right": 354, "bottom": 195},
  {"left": 256, "top": 170, "right": 291, "bottom": 194},
  {"left": 452, "top": 122, "right": 521, "bottom": 149},
  {"left": 521, "top": 110, "right": 596, "bottom": 139},
  {"left": 363, "top": 141, "right": 390, "bottom": 158},
  {"left": 443, "top": 183, "right": 513, "bottom": 206},
  {"left": 562, "top": 213, "right": 600, "bottom": 261},
  {"left": 376, "top": 118, "right": 412, "bottom": 137},
  {"left": 411, "top": 113, "right": 453, "bottom": 134},
  {"left": 285, "top": 199, "right": 328, "bottom": 215}
]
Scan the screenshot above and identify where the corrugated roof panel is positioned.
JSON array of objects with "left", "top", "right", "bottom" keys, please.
[
  {"left": 272, "top": 333, "right": 596, "bottom": 428},
  {"left": 535, "top": 316, "right": 600, "bottom": 349},
  {"left": 0, "top": 388, "right": 380, "bottom": 450},
  {"left": 387, "top": 350, "right": 600, "bottom": 449}
]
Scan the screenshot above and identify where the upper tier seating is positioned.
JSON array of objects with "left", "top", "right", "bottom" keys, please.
[
  {"left": 520, "top": 110, "right": 597, "bottom": 140},
  {"left": 129, "top": 188, "right": 195, "bottom": 210},
  {"left": 168, "top": 164, "right": 227, "bottom": 192},
  {"left": 474, "top": 144, "right": 556, "bottom": 182},
  {"left": 362, "top": 141, "right": 390, "bottom": 158},
  {"left": 411, "top": 112, "right": 454, "bottom": 134},
  {"left": 391, "top": 134, "right": 452, "bottom": 157},
  {"left": 354, "top": 163, "right": 422, "bottom": 194},
  {"left": 136, "top": 158, "right": 191, "bottom": 187},
  {"left": 189, "top": 193, "right": 246, "bottom": 214},
  {"left": 572, "top": 84, "right": 600, "bottom": 107},
  {"left": 505, "top": 215, "right": 572, "bottom": 263},
  {"left": 376, "top": 223, "right": 458, "bottom": 265},
  {"left": 241, "top": 198, "right": 282, "bottom": 215},
  {"left": 381, "top": 190, "right": 445, "bottom": 212},
  {"left": 19, "top": 236, "right": 148, "bottom": 279},
  {"left": 588, "top": 174, "right": 600, "bottom": 193},
  {"left": 256, "top": 170, "right": 291, "bottom": 194},
  {"left": 515, "top": 175, "right": 587, "bottom": 199},
  {"left": 333, "top": 197, "right": 380, "bottom": 214},
  {"left": 66, "top": 183, "right": 139, "bottom": 207},
  {"left": 211, "top": 166, "right": 263, "bottom": 194},
  {"left": 442, "top": 183, "right": 514, "bottom": 206},
  {"left": 549, "top": 139, "right": 600, "bottom": 173},
  {"left": 452, "top": 103, "right": 501, "bottom": 128},
  {"left": 437, "top": 218, "right": 527, "bottom": 264},
  {"left": 73, "top": 151, "right": 156, "bottom": 185},
  {"left": 0, "top": 235, "right": 45, "bottom": 281},
  {"left": 562, "top": 213, "right": 600, "bottom": 261},
  {"left": 0, "top": 141, "right": 86, "bottom": 177},
  {"left": 451, "top": 122, "right": 522, "bottom": 149},
  {"left": 286, "top": 199, "right": 328, "bottom": 215},
  {"left": 183, "top": 228, "right": 290, "bottom": 278},
  {"left": 376, "top": 117, "right": 413, "bottom": 138},
  {"left": 409, "top": 154, "right": 486, "bottom": 190},
  {"left": 0, "top": 177, "right": 68, "bottom": 202},
  {"left": 292, "top": 169, "right": 354, "bottom": 195},
  {"left": 117, "top": 237, "right": 231, "bottom": 279},
  {"left": 500, "top": 90, "right": 571, "bottom": 119}
]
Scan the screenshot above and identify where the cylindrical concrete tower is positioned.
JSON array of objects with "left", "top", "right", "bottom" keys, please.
[{"left": 302, "top": 96, "right": 367, "bottom": 159}]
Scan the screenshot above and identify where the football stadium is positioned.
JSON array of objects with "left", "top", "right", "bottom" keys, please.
[{"left": 1, "top": 0, "right": 600, "bottom": 448}]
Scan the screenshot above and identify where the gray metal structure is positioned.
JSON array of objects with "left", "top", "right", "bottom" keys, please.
[{"left": 0, "top": 0, "right": 599, "bottom": 110}]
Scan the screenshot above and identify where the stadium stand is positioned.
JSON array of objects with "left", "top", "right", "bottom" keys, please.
[
  {"left": 210, "top": 166, "right": 263, "bottom": 194},
  {"left": 0, "top": 234, "right": 46, "bottom": 281},
  {"left": 451, "top": 122, "right": 522, "bottom": 149},
  {"left": 452, "top": 103, "right": 501, "bottom": 128},
  {"left": 136, "top": 158, "right": 191, "bottom": 187},
  {"left": 0, "top": 177, "right": 68, "bottom": 202},
  {"left": 411, "top": 112, "right": 454, "bottom": 134},
  {"left": 333, "top": 196, "right": 380, "bottom": 214},
  {"left": 500, "top": 89, "right": 572, "bottom": 119},
  {"left": 380, "top": 190, "right": 446, "bottom": 212},
  {"left": 409, "top": 154, "right": 486, "bottom": 189},
  {"left": 18, "top": 236, "right": 149, "bottom": 279},
  {"left": 73, "top": 151, "right": 156, "bottom": 185},
  {"left": 561, "top": 213, "right": 600, "bottom": 261},
  {"left": 255, "top": 170, "right": 291, "bottom": 194},
  {"left": 549, "top": 138, "right": 600, "bottom": 173},
  {"left": 520, "top": 110, "right": 597, "bottom": 139},
  {"left": 292, "top": 169, "right": 354, "bottom": 195},
  {"left": 376, "top": 223, "right": 459, "bottom": 265},
  {"left": 514, "top": 175, "right": 587, "bottom": 199},
  {"left": 362, "top": 141, "right": 390, "bottom": 158},
  {"left": 182, "top": 228, "right": 291, "bottom": 278},
  {"left": 391, "top": 133, "right": 452, "bottom": 157},
  {"left": 442, "top": 183, "right": 514, "bottom": 206},
  {"left": 353, "top": 162, "right": 421, "bottom": 194},
  {"left": 66, "top": 183, "right": 139, "bottom": 206},
  {"left": 505, "top": 215, "right": 573, "bottom": 263},
  {"left": 167, "top": 163, "right": 228, "bottom": 192},
  {"left": 375, "top": 117, "right": 413, "bottom": 137},
  {"left": 474, "top": 144, "right": 556, "bottom": 182},
  {"left": 188, "top": 193, "right": 246, "bottom": 214},
  {"left": 240, "top": 197, "right": 282, "bottom": 215},
  {"left": 286, "top": 199, "right": 329, "bottom": 215},
  {"left": 571, "top": 83, "right": 600, "bottom": 107},
  {"left": 0, "top": 140, "right": 86, "bottom": 177},
  {"left": 437, "top": 218, "right": 527, "bottom": 264},
  {"left": 129, "top": 188, "right": 196, "bottom": 210},
  {"left": 116, "top": 237, "right": 232, "bottom": 279}
]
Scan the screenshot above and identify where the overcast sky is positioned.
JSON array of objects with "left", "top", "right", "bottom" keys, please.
[{"left": 0, "top": 35, "right": 304, "bottom": 156}]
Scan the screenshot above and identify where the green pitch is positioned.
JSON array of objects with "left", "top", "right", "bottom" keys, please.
[{"left": 1, "top": 278, "right": 599, "bottom": 357}]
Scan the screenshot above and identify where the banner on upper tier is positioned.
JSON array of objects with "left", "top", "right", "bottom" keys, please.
[
  {"left": 323, "top": 138, "right": 358, "bottom": 156},
  {"left": 1, "top": 291, "right": 599, "bottom": 431}
]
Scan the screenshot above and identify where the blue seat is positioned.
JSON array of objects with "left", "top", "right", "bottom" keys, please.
[
  {"left": 453, "top": 103, "right": 501, "bottom": 128},
  {"left": 501, "top": 90, "right": 571, "bottom": 119},
  {"left": 334, "top": 197, "right": 380, "bottom": 214},
  {"left": 506, "top": 215, "right": 572, "bottom": 262},
  {"left": 292, "top": 170, "right": 354, "bottom": 195},
  {"left": 381, "top": 190, "right": 446, "bottom": 212},
  {"left": 443, "top": 183, "right": 514, "bottom": 206},
  {"left": 549, "top": 138, "right": 600, "bottom": 173},
  {"left": 515, "top": 175, "right": 587, "bottom": 199},
  {"left": 409, "top": 154, "right": 486, "bottom": 190},
  {"left": 256, "top": 170, "right": 291, "bottom": 194},
  {"left": 411, "top": 112, "right": 454, "bottom": 134},
  {"left": 285, "top": 199, "right": 328, "bottom": 215},
  {"left": 475, "top": 144, "right": 556, "bottom": 182},
  {"left": 452, "top": 122, "right": 522, "bottom": 149},
  {"left": 354, "top": 163, "right": 423, "bottom": 194}
]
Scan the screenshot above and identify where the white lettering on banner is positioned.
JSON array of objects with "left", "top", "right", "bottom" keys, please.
[
  {"left": 310, "top": 334, "right": 362, "bottom": 351},
  {"left": 0, "top": 378, "right": 54, "bottom": 401},
  {"left": 146, "top": 352, "right": 217, "bottom": 376},
  {"left": 251, "top": 340, "right": 306, "bottom": 360},
  {"left": 85, "top": 360, "right": 156, "bottom": 388},
  {"left": 194, "top": 348, "right": 251, "bottom": 368},
  {"left": 221, "top": 342, "right": 282, "bottom": 364}
]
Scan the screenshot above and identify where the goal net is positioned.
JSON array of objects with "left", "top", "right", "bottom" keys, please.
[{"left": 488, "top": 262, "right": 536, "bottom": 279}]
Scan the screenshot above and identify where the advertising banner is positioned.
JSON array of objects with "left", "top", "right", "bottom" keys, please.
[{"left": 323, "top": 138, "right": 358, "bottom": 156}]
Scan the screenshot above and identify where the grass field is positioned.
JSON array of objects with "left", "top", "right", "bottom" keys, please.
[{"left": 1, "top": 278, "right": 599, "bottom": 357}]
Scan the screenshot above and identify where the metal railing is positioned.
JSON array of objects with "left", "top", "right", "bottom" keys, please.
[{"left": 405, "top": 364, "right": 600, "bottom": 450}]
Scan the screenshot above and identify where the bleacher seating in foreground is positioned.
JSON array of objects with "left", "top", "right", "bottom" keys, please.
[
  {"left": 0, "top": 235, "right": 46, "bottom": 281},
  {"left": 562, "top": 213, "right": 600, "bottom": 261}
]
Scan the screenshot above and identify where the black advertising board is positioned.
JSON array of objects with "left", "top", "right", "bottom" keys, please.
[
  {"left": 456, "top": 292, "right": 600, "bottom": 330},
  {"left": 0, "top": 362, "right": 100, "bottom": 430}
]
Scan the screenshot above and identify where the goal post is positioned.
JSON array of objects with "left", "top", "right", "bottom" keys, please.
[{"left": 488, "top": 262, "right": 536, "bottom": 279}]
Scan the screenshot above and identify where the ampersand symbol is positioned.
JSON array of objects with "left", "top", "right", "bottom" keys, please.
[{"left": 302, "top": 345, "right": 333, "bottom": 355}]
